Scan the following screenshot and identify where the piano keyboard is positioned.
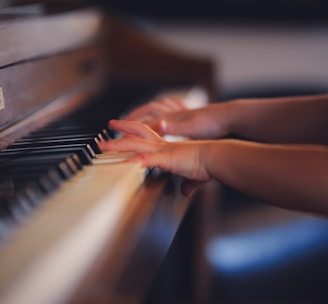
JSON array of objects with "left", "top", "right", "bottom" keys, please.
[
  {"left": 0, "top": 103, "right": 108, "bottom": 243},
  {"left": 0, "top": 85, "right": 208, "bottom": 244},
  {"left": 0, "top": 95, "right": 147, "bottom": 303},
  {"left": 0, "top": 156, "right": 145, "bottom": 304},
  {"left": 0, "top": 86, "right": 208, "bottom": 303}
]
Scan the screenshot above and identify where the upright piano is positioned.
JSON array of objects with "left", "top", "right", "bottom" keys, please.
[{"left": 0, "top": 1, "right": 215, "bottom": 303}]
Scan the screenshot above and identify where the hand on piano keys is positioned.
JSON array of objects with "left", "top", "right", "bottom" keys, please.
[
  {"left": 122, "top": 86, "right": 209, "bottom": 141},
  {"left": 0, "top": 86, "right": 208, "bottom": 304},
  {"left": 100, "top": 119, "right": 210, "bottom": 197}
]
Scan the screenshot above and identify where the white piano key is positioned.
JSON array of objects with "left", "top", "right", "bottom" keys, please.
[
  {"left": 0, "top": 160, "right": 145, "bottom": 304},
  {"left": 92, "top": 151, "right": 138, "bottom": 164}
]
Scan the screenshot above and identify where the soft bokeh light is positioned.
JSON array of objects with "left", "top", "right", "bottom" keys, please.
[{"left": 206, "top": 216, "right": 328, "bottom": 275}]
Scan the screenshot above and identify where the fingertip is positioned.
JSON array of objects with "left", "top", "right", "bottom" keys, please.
[
  {"left": 98, "top": 141, "right": 111, "bottom": 151},
  {"left": 108, "top": 119, "right": 118, "bottom": 128},
  {"left": 159, "top": 119, "right": 168, "bottom": 133}
]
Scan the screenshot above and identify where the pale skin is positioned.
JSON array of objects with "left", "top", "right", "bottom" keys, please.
[{"left": 99, "top": 94, "right": 328, "bottom": 215}]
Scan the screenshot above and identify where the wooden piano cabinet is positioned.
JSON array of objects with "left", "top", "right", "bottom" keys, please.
[{"left": 0, "top": 3, "right": 216, "bottom": 304}]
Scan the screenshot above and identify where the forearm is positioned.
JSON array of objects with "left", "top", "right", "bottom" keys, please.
[
  {"left": 205, "top": 139, "right": 328, "bottom": 214},
  {"left": 220, "top": 94, "right": 328, "bottom": 144}
]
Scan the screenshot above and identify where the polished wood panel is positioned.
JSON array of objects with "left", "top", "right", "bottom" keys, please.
[
  {"left": 0, "top": 8, "right": 101, "bottom": 67},
  {"left": 0, "top": 48, "right": 104, "bottom": 129}
]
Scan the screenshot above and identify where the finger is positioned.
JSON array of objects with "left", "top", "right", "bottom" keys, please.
[
  {"left": 129, "top": 150, "right": 193, "bottom": 178},
  {"left": 160, "top": 97, "right": 187, "bottom": 111},
  {"left": 130, "top": 152, "right": 209, "bottom": 187},
  {"left": 99, "top": 137, "right": 160, "bottom": 153},
  {"left": 127, "top": 151, "right": 171, "bottom": 171},
  {"left": 109, "top": 120, "right": 163, "bottom": 142},
  {"left": 124, "top": 100, "right": 174, "bottom": 121},
  {"left": 123, "top": 104, "right": 153, "bottom": 121}
]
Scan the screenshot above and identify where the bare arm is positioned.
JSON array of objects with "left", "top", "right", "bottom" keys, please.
[
  {"left": 205, "top": 140, "right": 328, "bottom": 214},
  {"left": 125, "top": 94, "right": 328, "bottom": 144},
  {"left": 225, "top": 94, "right": 328, "bottom": 144}
]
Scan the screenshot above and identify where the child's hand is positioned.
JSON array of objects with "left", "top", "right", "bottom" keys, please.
[
  {"left": 100, "top": 120, "right": 213, "bottom": 195},
  {"left": 124, "top": 98, "right": 230, "bottom": 140},
  {"left": 124, "top": 97, "right": 186, "bottom": 123}
]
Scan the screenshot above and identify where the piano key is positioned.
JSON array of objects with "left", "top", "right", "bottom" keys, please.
[
  {"left": 0, "top": 154, "right": 84, "bottom": 219},
  {"left": 0, "top": 182, "right": 44, "bottom": 222},
  {"left": 29, "top": 126, "right": 108, "bottom": 137},
  {"left": 17, "top": 135, "right": 107, "bottom": 148},
  {"left": 0, "top": 189, "right": 50, "bottom": 238},
  {"left": 4, "top": 143, "right": 98, "bottom": 156},
  {"left": 0, "top": 155, "right": 84, "bottom": 182},
  {"left": 93, "top": 151, "right": 139, "bottom": 164},
  {"left": 9, "top": 137, "right": 101, "bottom": 148},
  {"left": 0, "top": 154, "right": 82, "bottom": 177},
  {"left": 0, "top": 161, "right": 146, "bottom": 304},
  {"left": 0, "top": 146, "right": 96, "bottom": 165},
  {"left": 3, "top": 153, "right": 84, "bottom": 170},
  {"left": 18, "top": 133, "right": 109, "bottom": 142}
]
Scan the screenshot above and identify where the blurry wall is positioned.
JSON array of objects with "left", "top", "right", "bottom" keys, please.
[
  {"left": 150, "top": 22, "right": 328, "bottom": 99},
  {"left": 96, "top": 0, "right": 328, "bottom": 99}
]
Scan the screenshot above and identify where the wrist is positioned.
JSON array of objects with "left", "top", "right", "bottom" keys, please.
[
  {"left": 210, "top": 102, "right": 236, "bottom": 138},
  {"left": 202, "top": 140, "right": 228, "bottom": 180}
]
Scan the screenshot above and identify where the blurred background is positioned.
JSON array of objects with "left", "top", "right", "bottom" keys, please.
[{"left": 97, "top": 0, "right": 328, "bottom": 100}]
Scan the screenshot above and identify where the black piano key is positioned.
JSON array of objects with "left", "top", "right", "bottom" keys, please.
[
  {"left": 17, "top": 135, "right": 107, "bottom": 149},
  {"left": 30, "top": 127, "right": 105, "bottom": 137},
  {"left": 0, "top": 146, "right": 95, "bottom": 165},
  {"left": 3, "top": 157, "right": 79, "bottom": 181},
  {"left": 1, "top": 167, "right": 68, "bottom": 186},
  {"left": 0, "top": 154, "right": 82, "bottom": 208},
  {"left": 19, "top": 133, "right": 97, "bottom": 141},
  {"left": 0, "top": 159, "right": 78, "bottom": 225},
  {"left": 7, "top": 184, "right": 44, "bottom": 225},
  {"left": 0, "top": 182, "right": 41, "bottom": 220},
  {"left": 0, "top": 152, "right": 83, "bottom": 171},
  {"left": 4, "top": 143, "right": 98, "bottom": 157},
  {"left": 0, "top": 93, "right": 122, "bottom": 242},
  {"left": 0, "top": 153, "right": 84, "bottom": 175}
]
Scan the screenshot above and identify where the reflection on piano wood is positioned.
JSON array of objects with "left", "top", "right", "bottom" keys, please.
[{"left": 0, "top": 2, "right": 214, "bottom": 304}]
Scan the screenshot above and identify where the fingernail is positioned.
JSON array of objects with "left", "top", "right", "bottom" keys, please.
[{"left": 160, "top": 119, "right": 168, "bottom": 133}]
